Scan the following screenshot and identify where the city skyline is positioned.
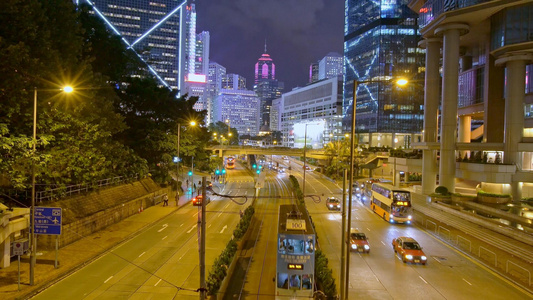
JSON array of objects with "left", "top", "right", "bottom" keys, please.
[{"left": 194, "top": 0, "right": 344, "bottom": 91}]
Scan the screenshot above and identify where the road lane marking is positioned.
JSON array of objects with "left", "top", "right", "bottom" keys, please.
[
  {"left": 162, "top": 236, "right": 167, "bottom": 240},
  {"left": 224, "top": 203, "right": 230, "bottom": 209},
  {"left": 216, "top": 213, "right": 221, "bottom": 218},
  {"left": 381, "top": 241, "right": 386, "bottom": 246},
  {"left": 104, "top": 276, "right": 113, "bottom": 283},
  {"left": 220, "top": 225, "right": 228, "bottom": 233},
  {"left": 139, "top": 252, "right": 145, "bottom": 257},
  {"left": 154, "top": 279, "right": 162, "bottom": 286},
  {"left": 462, "top": 278, "right": 472, "bottom": 286},
  {"left": 157, "top": 224, "right": 168, "bottom": 232},
  {"left": 187, "top": 225, "right": 196, "bottom": 233},
  {"left": 180, "top": 224, "right": 184, "bottom": 227},
  {"left": 419, "top": 276, "right": 428, "bottom": 284},
  {"left": 366, "top": 228, "right": 371, "bottom": 231},
  {"left": 208, "top": 224, "right": 212, "bottom": 228}
]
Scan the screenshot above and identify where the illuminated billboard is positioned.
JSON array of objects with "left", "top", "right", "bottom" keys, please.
[{"left": 292, "top": 120, "right": 326, "bottom": 149}]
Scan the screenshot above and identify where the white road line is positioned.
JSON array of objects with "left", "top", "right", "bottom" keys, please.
[
  {"left": 220, "top": 225, "right": 228, "bottom": 233},
  {"left": 157, "top": 226, "right": 167, "bottom": 233},
  {"left": 180, "top": 224, "right": 184, "bottom": 227},
  {"left": 224, "top": 203, "right": 230, "bottom": 209},
  {"left": 419, "top": 276, "right": 428, "bottom": 284},
  {"left": 138, "top": 252, "right": 145, "bottom": 257},
  {"left": 104, "top": 276, "right": 113, "bottom": 283},
  {"left": 187, "top": 225, "right": 196, "bottom": 233},
  {"left": 162, "top": 236, "right": 167, "bottom": 240},
  {"left": 373, "top": 274, "right": 380, "bottom": 282},
  {"left": 179, "top": 255, "right": 184, "bottom": 261},
  {"left": 366, "top": 228, "right": 371, "bottom": 231},
  {"left": 154, "top": 279, "right": 162, "bottom": 286},
  {"left": 462, "top": 278, "right": 472, "bottom": 286},
  {"left": 381, "top": 241, "right": 386, "bottom": 246},
  {"left": 208, "top": 224, "right": 212, "bottom": 228}
]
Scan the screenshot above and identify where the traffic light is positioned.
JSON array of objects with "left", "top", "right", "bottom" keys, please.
[
  {"left": 256, "top": 169, "right": 261, "bottom": 174},
  {"left": 252, "top": 164, "right": 257, "bottom": 169},
  {"left": 258, "top": 165, "right": 262, "bottom": 170},
  {"left": 222, "top": 169, "right": 226, "bottom": 174},
  {"left": 188, "top": 171, "right": 193, "bottom": 176},
  {"left": 215, "top": 169, "right": 220, "bottom": 175}
]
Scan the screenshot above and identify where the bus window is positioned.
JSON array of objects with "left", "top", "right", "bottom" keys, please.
[
  {"left": 286, "top": 239, "right": 305, "bottom": 254},
  {"left": 289, "top": 274, "right": 301, "bottom": 289},
  {"left": 279, "top": 238, "right": 286, "bottom": 253},
  {"left": 305, "top": 238, "right": 314, "bottom": 253},
  {"left": 278, "top": 273, "right": 289, "bottom": 289},
  {"left": 302, "top": 274, "right": 312, "bottom": 290}
]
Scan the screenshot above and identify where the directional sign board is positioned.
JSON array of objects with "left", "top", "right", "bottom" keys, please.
[{"left": 34, "top": 207, "right": 62, "bottom": 235}]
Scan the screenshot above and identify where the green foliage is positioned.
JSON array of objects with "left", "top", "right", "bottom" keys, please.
[
  {"left": 435, "top": 186, "right": 449, "bottom": 195},
  {"left": 408, "top": 173, "right": 422, "bottom": 181},
  {"left": 207, "top": 206, "right": 255, "bottom": 295},
  {"left": 289, "top": 175, "right": 304, "bottom": 206},
  {"left": 315, "top": 249, "right": 337, "bottom": 298},
  {"left": 477, "top": 190, "right": 511, "bottom": 198}
]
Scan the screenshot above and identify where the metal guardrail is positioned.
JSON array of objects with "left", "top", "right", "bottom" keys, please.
[{"left": 35, "top": 174, "right": 140, "bottom": 202}]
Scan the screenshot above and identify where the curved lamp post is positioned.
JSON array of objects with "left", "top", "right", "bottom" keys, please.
[
  {"left": 176, "top": 120, "right": 196, "bottom": 204},
  {"left": 342, "top": 77, "right": 407, "bottom": 299},
  {"left": 30, "top": 86, "right": 74, "bottom": 285}
]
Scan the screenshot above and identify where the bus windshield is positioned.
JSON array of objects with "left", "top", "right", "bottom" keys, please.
[{"left": 393, "top": 191, "right": 410, "bottom": 202}]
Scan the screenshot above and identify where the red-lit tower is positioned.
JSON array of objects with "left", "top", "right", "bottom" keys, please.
[{"left": 254, "top": 41, "right": 276, "bottom": 84}]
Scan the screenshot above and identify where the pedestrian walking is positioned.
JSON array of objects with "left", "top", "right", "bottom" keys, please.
[{"left": 163, "top": 194, "right": 169, "bottom": 206}]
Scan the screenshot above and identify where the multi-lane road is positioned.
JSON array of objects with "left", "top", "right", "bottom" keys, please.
[{"left": 32, "top": 156, "right": 532, "bottom": 299}]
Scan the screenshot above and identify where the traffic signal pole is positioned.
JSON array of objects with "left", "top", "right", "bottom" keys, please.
[{"left": 199, "top": 177, "right": 206, "bottom": 299}]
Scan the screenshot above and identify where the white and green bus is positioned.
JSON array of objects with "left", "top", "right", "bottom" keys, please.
[{"left": 370, "top": 183, "right": 412, "bottom": 224}]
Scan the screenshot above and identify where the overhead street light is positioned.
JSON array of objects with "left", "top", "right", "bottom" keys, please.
[
  {"left": 342, "top": 77, "right": 407, "bottom": 298},
  {"left": 30, "top": 86, "right": 74, "bottom": 285},
  {"left": 177, "top": 120, "right": 196, "bottom": 204}
]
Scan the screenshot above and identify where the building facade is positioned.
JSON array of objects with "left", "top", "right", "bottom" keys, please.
[
  {"left": 77, "top": 0, "right": 187, "bottom": 90},
  {"left": 318, "top": 52, "right": 343, "bottom": 81},
  {"left": 279, "top": 76, "right": 343, "bottom": 148},
  {"left": 254, "top": 44, "right": 283, "bottom": 128},
  {"left": 213, "top": 88, "right": 260, "bottom": 136},
  {"left": 408, "top": 0, "right": 533, "bottom": 200},
  {"left": 344, "top": 0, "right": 425, "bottom": 149},
  {"left": 223, "top": 74, "right": 247, "bottom": 90},
  {"left": 206, "top": 62, "right": 227, "bottom": 124}
]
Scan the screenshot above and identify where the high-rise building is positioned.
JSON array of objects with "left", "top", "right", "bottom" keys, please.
[
  {"left": 318, "top": 52, "right": 343, "bottom": 80},
  {"left": 213, "top": 87, "right": 261, "bottom": 136},
  {"left": 344, "top": 0, "right": 425, "bottom": 148},
  {"left": 195, "top": 31, "right": 210, "bottom": 76},
  {"left": 76, "top": 0, "right": 187, "bottom": 90},
  {"left": 407, "top": 0, "right": 533, "bottom": 200},
  {"left": 254, "top": 79, "right": 284, "bottom": 128},
  {"left": 309, "top": 62, "right": 319, "bottom": 83},
  {"left": 223, "top": 74, "right": 247, "bottom": 90},
  {"left": 206, "top": 62, "right": 227, "bottom": 124},
  {"left": 254, "top": 42, "right": 276, "bottom": 84}
]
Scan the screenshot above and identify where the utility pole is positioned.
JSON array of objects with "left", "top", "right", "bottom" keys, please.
[
  {"left": 199, "top": 177, "right": 207, "bottom": 300},
  {"left": 340, "top": 169, "right": 347, "bottom": 299}
]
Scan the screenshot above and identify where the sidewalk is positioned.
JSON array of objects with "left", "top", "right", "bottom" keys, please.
[{"left": 0, "top": 190, "right": 190, "bottom": 300}]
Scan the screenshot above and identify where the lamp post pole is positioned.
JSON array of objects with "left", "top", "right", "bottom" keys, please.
[
  {"left": 176, "top": 123, "right": 181, "bottom": 205},
  {"left": 30, "top": 88, "right": 37, "bottom": 285}
]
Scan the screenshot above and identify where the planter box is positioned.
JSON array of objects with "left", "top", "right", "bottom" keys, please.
[
  {"left": 451, "top": 194, "right": 476, "bottom": 202},
  {"left": 477, "top": 194, "right": 511, "bottom": 204}
]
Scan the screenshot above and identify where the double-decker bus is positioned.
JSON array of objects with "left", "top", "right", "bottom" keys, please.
[
  {"left": 370, "top": 183, "right": 412, "bottom": 224},
  {"left": 226, "top": 156, "right": 235, "bottom": 169},
  {"left": 276, "top": 205, "right": 315, "bottom": 298}
]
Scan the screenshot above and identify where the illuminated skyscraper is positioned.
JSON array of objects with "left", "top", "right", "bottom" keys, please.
[
  {"left": 254, "top": 42, "right": 276, "bottom": 84},
  {"left": 75, "top": 0, "right": 187, "bottom": 91},
  {"left": 254, "top": 41, "right": 283, "bottom": 128},
  {"left": 318, "top": 52, "right": 343, "bottom": 80},
  {"left": 344, "top": 0, "right": 425, "bottom": 148}
]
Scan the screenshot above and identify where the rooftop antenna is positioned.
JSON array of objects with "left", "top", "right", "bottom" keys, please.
[{"left": 264, "top": 38, "right": 267, "bottom": 53}]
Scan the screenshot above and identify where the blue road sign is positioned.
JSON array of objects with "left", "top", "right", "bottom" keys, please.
[{"left": 34, "top": 207, "right": 62, "bottom": 235}]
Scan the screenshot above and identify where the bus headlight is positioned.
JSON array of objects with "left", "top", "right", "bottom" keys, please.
[
  {"left": 421, "top": 256, "right": 427, "bottom": 260},
  {"left": 408, "top": 215, "right": 412, "bottom": 220},
  {"left": 405, "top": 255, "right": 413, "bottom": 260}
]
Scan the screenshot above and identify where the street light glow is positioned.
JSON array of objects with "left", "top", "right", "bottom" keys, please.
[
  {"left": 190, "top": 121, "right": 197, "bottom": 126},
  {"left": 63, "top": 86, "right": 74, "bottom": 93},
  {"left": 396, "top": 78, "right": 408, "bottom": 86}
]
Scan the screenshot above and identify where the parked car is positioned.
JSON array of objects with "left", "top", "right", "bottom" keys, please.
[
  {"left": 303, "top": 165, "right": 311, "bottom": 171},
  {"left": 326, "top": 197, "right": 341, "bottom": 211},
  {"left": 350, "top": 229, "right": 370, "bottom": 253},
  {"left": 392, "top": 237, "right": 427, "bottom": 265},
  {"left": 192, "top": 195, "right": 211, "bottom": 206}
]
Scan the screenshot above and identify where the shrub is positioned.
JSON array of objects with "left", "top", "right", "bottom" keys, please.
[
  {"left": 435, "top": 186, "right": 449, "bottom": 195},
  {"left": 315, "top": 249, "right": 337, "bottom": 298}
]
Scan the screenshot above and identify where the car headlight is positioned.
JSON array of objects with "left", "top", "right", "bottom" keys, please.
[
  {"left": 329, "top": 204, "right": 333, "bottom": 207},
  {"left": 364, "top": 245, "right": 370, "bottom": 250},
  {"left": 351, "top": 244, "right": 357, "bottom": 249},
  {"left": 421, "top": 256, "right": 427, "bottom": 260},
  {"left": 408, "top": 215, "right": 412, "bottom": 220},
  {"left": 405, "top": 255, "right": 413, "bottom": 260},
  {"left": 390, "top": 214, "right": 393, "bottom": 219}
]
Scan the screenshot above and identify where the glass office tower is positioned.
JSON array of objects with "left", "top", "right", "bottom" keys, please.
[{"left": 344, "top": 0, "right": 425, "bottom": 147}]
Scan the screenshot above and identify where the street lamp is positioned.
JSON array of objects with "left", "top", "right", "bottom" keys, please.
[
  {"left": 30, "top": 86, "right": 73, "bottom": 285},
  {"left": 176, "top": 120, "right": 196, "bottom": 204},
  {"left": 343, "top": 77, "right": 407, "bottom": 298},
  {"left": 302, "top": 123, "right": 319, "bottom": 198}
]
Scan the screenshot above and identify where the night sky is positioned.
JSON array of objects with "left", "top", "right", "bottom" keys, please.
[{"left": 194, "top": 0, "right": 345, "bottom": 92}]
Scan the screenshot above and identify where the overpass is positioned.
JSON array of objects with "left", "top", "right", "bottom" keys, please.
[{"left": 206, "top": 146, "right": 331, "bottom": 160}]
